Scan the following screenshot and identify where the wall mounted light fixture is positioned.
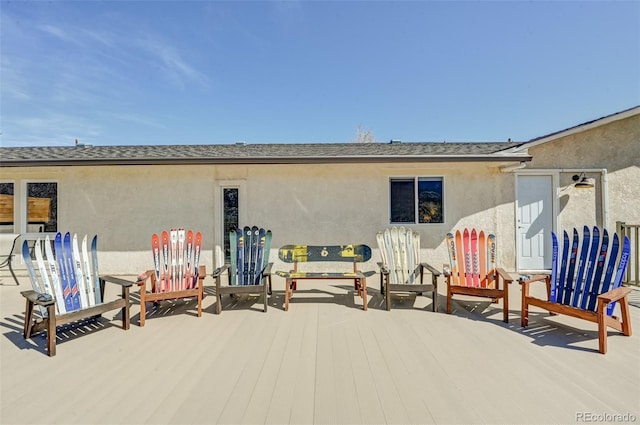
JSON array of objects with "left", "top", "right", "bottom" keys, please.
[{"left": 572, "top": 173, "right": 595, "bottom": 189}]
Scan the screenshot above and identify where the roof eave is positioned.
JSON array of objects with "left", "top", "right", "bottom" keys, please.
[{"left": 0, "top": 154, "right": 533, "bottom": 167}]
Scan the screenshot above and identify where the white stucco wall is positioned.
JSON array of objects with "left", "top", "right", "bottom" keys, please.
[{"left": 1, "top": 160, "right": 518, "bottom": 276}]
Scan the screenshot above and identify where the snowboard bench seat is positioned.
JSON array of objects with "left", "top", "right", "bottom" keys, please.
[
  {"left": 21, "top": 275, "right": 132, "bottom": 357},
  {"left": 277, "top": 244, "right": 373, "bottom": 311}
]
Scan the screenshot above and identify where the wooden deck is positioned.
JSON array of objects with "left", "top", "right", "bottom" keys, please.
[{"left": 1, "top": 273, "right": 639, "bottom": 424}]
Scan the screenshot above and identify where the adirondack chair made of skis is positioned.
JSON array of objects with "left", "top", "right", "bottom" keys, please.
[
  {"left": 444, "top": 228, "right": 513, "bottom": 323},
  {"left": 211, "top": 226, "right": 273, "bottom": 314},
  {"left": 136, "top": 229, "right": 206, "bottom": 326},
  {"left": 376, "top": 227, "right": 440, "bottom": 311},
  {"left": 20, "top": 233, "right": 132, "bottom": 356},
  {"left": 520, "top": 227, "right": 632, "bottom": 354}
]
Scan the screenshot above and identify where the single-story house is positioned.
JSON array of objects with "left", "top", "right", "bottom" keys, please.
[{"left": 1, "top": 106, "right": 638, "bottom": 278}]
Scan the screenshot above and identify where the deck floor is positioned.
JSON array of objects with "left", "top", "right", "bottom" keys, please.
[{"left": 1, "top": 273, "right": 639, "bottom": 424}]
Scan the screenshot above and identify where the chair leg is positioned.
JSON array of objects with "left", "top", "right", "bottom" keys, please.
[
  {"left": 386, "top": 285, "right": 391, "bottom": 311},
  {"left": 122, "top": 286, "right": 131, "bottom": 330},
  {"left": 263, "top": 283, "right": 268, "bottom": 313},
  {"left": 521, "top": 283, "right": 529, "bottom": 327},
  {"left": 361, "top": 278, "right": 367, "bottom": 311},
  {"left": 215, "top": 279, "right": 222, "bottom": 315},
  {"left": 597, "top": 304, "right": 607, "bottom": 354},
  {"left": 503, "top": 283, "right": 509, "bottom": 323},
  {"left": 23, "top": 298, "right": 34, "bottom": 338},
  {"left": 619, "top": 296, "right": 632, "bottom": 337},
  {"left": 285, "top": 279, "right": 291, "bottom": 311},
  {"left": 139, "top": 291, "right": 146, "bottom": 327},
  {"left": 46, "top": 304, "right": 56, "bottom": 357},
  {"left": 446, "top": 285, "right": 452, "bottom": 314}
]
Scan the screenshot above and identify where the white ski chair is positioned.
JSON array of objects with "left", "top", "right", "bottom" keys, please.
[{"left": 376, "top": 226, "right": 439, "bottom": 311}]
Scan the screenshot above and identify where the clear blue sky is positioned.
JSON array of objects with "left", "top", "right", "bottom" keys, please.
[{"left": 1, "top": 1, "right": 638, "bottom": 147}]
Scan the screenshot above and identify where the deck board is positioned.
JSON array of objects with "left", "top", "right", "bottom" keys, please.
[{"left": 1, "top": 274, "right": 639, "bottom": 424}]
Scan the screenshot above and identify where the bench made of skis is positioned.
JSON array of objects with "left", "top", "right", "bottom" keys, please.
[{"left": 276, "top": 244, "right": 375, "bottom": 311}]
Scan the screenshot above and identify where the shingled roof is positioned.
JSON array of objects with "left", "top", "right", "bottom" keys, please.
[{"left": 0, "top": 141, "right": 530, "bottom": 167}]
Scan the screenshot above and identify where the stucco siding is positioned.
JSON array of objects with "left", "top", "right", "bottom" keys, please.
[
  {"left": 1, "top": 161, "right": 519, "bottom": 275},
  {"left": 525, "top": 114, "right": 640, "bottom": 229}
]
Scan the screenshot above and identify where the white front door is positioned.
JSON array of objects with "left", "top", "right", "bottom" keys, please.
[{"left": 516, "top": 175, "right": 553, "bottom": 271}]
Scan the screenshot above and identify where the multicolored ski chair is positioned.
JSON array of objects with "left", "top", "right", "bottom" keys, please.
[
  {"left": 444, "top": 228, "right": 513, "bottom": 323},
  {"left": 211, "top": 226, "right": 273, "bottom": 314},
  {"left": 136, "top": 228, "right": 206, "bottom": 326},
  {"left": 376, "top": 226, "right": 439, "bottom": 311},
  {"left": 520, "top": 226, "right": 632, "bottom": 354},
  {"left": 20, "top": 232, "right": 132, "bottom": 356}
]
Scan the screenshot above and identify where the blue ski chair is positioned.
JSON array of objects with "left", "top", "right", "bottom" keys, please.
[
  {"left": 520, "top": 226, "right": 632, "bottom": 354},
  {"left": 211, "top": 226, "right": 273, "bottom": 314}
]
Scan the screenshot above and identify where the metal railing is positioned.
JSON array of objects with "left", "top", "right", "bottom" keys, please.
[{"left": 617, "top": 221, "right": 639, "bottom": 286}]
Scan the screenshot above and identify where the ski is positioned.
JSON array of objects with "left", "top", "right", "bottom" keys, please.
[
  {"left": 237, "top": 228, "right": 245, "bottom": 286},
  {"left": 556, "top": 231, "right": 570, "bottom": 305},
  {"left": 185, "top": 230, "right": 194, "bottom": 289},
  {"left": 254, "top": 228, "right": 266, "bottom": 285},
  {"left": 192, "top": 231, "right": 203, "bottom": 287},
  {"left": 406, "top": 229, "right": 415, "bottom": 284},
  {"left": 384, "top": 228, "right": 397, "bottom": 284},
  {"left": 263, "top": 230, "right": 273, "bottom": 272},
  {"left": 230, "top": 229, "right": 238, "bottom": 286},
  {"left": 390, "top": 226, "right": 401, "bottom": 285},
  {"left": 550, "top": 233, "right": 559, "bottom": 303},
  {"left": 471, "top": 229, "right": 479, "bottom": 287},
  {"left": 607, "top": 236, "right": 630, "bottom": 316},
  {"left": 34, "top": 239, "right": 55, "bottom": 299},
  {"left": 587, "top": 229, "right": 609, "bottom": 311},
  {"left": 170, "top": 229, "right": 178, "bottom": 291},
  {"left": 161, "top": 231, "right": 170, "bottom": 293},
  {"left": 600, "top": 233, "right": 620, "bottom": 302},
  {"left": 563, "top": 229, "right": 580, "bottom": 305},
  {"left": 455, "top": 230, "right": 465, "bottom": 286},
  {"left": 54, "top": 233, "right": 74, "bottom": 312},
  {"left": 478, "top": 231, "right": 487, "bottom": 288},
  {"left": 45, "top": 236, "right": 66, "bottom": 314},
  {"left": 72, "top": 234, "right": 89, "bottom": 308},
  {"left": 90, "top": 236, "right": 102, "bottom": 305},
  {"left": 571, "top": 226, "right": 591, "bottom": 307},
  {"left": 249, "top": 226, "right": 259, "bottom": 285},
  {"left": 487, "top": 233, "right": 496, "bottom": 288},
  {"left": 243, "top": 227, "right": 251, "bottom": 285},
  {"left": 445, "top": 232, "right": 460, "bottom": 285},
  {"left": 398, "top": 226, "right": 408, "bottom": 284},
  {"left": 22, "top": 241, "right": 48, "bottom": 316},
  {"left": 178, "top": 228, "right": 185, "bottom": 290},
  {"left": 151, "top": 233, "right": 162, "bottom": 293},
  {"left": 81, "top": 235, "right": 96, "bottom": 306},
  {"left": 579, "top": 227, "right": 600, "bottom": 310},
  {"left": 463, "top": 228, "right": 472, "bottom": 286},
  {"left": 63, "top": 233, "right": 81, "bottom": 311}
]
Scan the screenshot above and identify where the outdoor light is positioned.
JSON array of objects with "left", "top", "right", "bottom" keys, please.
[{"left": 572, "top": 173, "right": 595, "bottom": 189}]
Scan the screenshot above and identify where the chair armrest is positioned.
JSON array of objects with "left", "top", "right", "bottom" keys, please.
[
  {"left": 495, "top": 268, "right": 515, "bottom": 283},
  {"left": 420, "top": 262, "right": 441, "bottom": 277},
  {"left": 261, "top": 262, "right": 273, "bottom": 276},
  {"left": 377, "top": 262, "right": 390, "bottom": 275},
  {"left": 100, "top": 275, "right": 135, "bottom": 288},
  {"left": 212, "top": 264, "right": 230, "bottom": 278},
  {"left": 21, "top": 290, "right": 55, "bottom": 307},
  {"left": 518, "top": 274, "right": 549, "bottom": 285},
  {"left": 597, "top": 286, "right": 632, "bottom": 304}
]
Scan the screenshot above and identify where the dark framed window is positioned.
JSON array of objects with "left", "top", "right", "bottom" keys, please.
[
  {"left": 0, "top": 182, "right": 15, "bottom": 233},
  {"left": 27, "top": 182, "right": 57, "bottom": 232},
  {"left": 223, "top": 188, "right": 239, "bottom": 261},
  {"left": 390, "top": 177, "right": 444, "bottom": 224}
]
